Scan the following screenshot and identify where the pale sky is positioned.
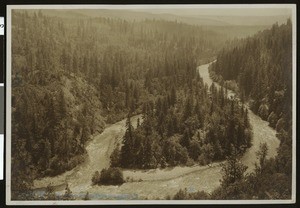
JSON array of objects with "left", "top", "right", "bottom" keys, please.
[
  {"left": 135, "top": 7, "right": 293, "bottom": 17},
  {"left": 9, "top": 5, "right": 294, "bottom": 18}
]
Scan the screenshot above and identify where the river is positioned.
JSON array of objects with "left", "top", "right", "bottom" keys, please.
[
  {"left": 33, "top": 62, "right": 279, "bottom": 200},
  {"left": 198, "top": 63, "right": 280, "bottom": 170}
]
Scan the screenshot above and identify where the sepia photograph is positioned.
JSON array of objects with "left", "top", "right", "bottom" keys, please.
[{"left": 6, "top": 4, "right": 296, "bottom": 205}]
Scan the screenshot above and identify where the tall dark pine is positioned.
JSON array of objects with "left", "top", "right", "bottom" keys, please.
[{"left": 120, "top": 115, "right": 134, "bottom": 167}]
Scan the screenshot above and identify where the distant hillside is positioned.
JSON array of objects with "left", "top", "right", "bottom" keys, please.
[
  {"left": 176, "top": 14, "right": 291, "bottom": 26},
  {"left": 24, "top": 9, "right": 288, "bottom": 26},
  {"left": 23, "top": 9, "right": 275, "bottom": 39},
  {"left": 25, "top": 9, "right": 230, "bottom": 26}
]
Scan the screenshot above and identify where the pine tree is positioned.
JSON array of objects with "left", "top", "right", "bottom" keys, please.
[
  {"left": 120, "top": 114, "right": 134, "bottom": 167},
  {"left": 220, "top": 146, "right": 247, "bottom": 187},
  {"left": 110, "top": 144, "right": 120, "bottom": 167},
  {"left": 254, "top": 143, "right": 268, "bottom": 174}
]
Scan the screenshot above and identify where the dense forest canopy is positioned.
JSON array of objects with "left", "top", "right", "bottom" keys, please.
[
  {"left": 210, "top": 20, "right": 292, "bottom": 131},
  {"left": 205, "top": 20, "right": 293, "bottom": 200},
  {"left": 110, "top": 83, "right": 252, "bottom": 169},
  {"left": 10, "top": 9, "right": 293, "bottom": 201},
  {"left": 11, "top": 10, "right": 238, "bottom": 199}
]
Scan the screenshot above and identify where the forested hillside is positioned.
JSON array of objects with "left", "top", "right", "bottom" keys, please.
[
  {"left": 203, "top": 20, "right": 293, "bottom": 199},
  {"left": 11, "top": 10, "right": 236, "bottom": 199},
  {"left": 210, "top": 20, "right": 292, "bottom": 131},
  {"left": 11, "top": 9, "right": 292, "bottom": 201},
  {"left": 110, "top": 82, "right": 252, "bottom": 169}
]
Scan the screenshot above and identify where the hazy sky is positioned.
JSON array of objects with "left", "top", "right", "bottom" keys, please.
[
  {"left": 134, "top": 7, "right": 293, "bottom": 17},
  {"left": 11, "top": 5, "right": 294, "bottom": 18},
  {"left": 51, "top": 5, "right": 294, "bottom": 17}
]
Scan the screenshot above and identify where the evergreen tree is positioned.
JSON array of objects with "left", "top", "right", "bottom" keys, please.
[{"left": 220, "top": 146, "right": 247, "bottom": 187}]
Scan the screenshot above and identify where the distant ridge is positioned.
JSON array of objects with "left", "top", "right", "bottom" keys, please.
[{"left": 23, "top": 9, "right": 289, "bottom": 27}]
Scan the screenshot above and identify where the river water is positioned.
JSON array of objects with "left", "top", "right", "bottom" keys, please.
[
  {"left": 198, "top": 63, "right": 280, "bottom": 170},
  {"left": 33, "top": 62, "right": 279, "bottom": 200}
]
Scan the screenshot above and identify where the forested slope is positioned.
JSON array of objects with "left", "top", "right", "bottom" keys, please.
[
  {"left": 11, "top": 9, "right": 293, "bottom": 201},
  {"left": 201, "top": 20, "right": 293, "bottom": 199},
  {"left": 110, "top": 80, "right": 252, "bottom": 169},
  {"left": 210, "top": 20, "right": 292, "bottom": 131},
  {"left": 11, "top": 10, "right": 233, "bottom": 199}
]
